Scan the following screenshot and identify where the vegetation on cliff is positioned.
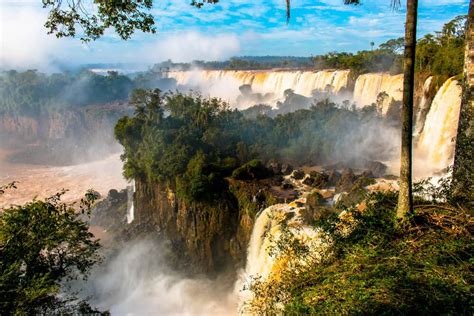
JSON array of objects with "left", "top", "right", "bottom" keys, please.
[
  {"left": 244, "top": 178, "right": 473, "bottom": 315},
  {"left": 115, "top": 90, "right": 394, "bottom": 203}
]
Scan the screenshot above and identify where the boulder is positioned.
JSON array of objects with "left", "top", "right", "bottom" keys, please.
[
  {"left": 305, "top": 191, "right": 338, "bottom": 222},
  {"left": 365, "top": 161, "right": 387, "bottom": 178},
  {"left": 310, "top": 171, "right": 330, "bottom": 189},
  {"left": 335, "top": 168, "right": 357, "bottom": 193},
  {"left": 291, "top": 169, "right": 305, "bottom": 180},
  {"left": 281, "top": 163, "right": 293, "bottom": 175},
  {"left": 266, "top": 160, "right": 281, "bottom": 175},
  {"left": 302, "top": 174, "right": 315, "bottom": 186},
  {"left": 325, "top": 169, "right": 341, "bottom": 187},
  {"left": 335, "top": 184, "right": 367, "bottom": 209},
  {"left": 281, "top": 182, "right": 294, "bottom": 190}
]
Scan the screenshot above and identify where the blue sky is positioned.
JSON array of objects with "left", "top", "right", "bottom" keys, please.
[{"left": 0, "top": 0, "right": 469, "bottom": 69}]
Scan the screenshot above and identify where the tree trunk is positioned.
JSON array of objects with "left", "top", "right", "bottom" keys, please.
[
  {"left": 452, "top": 0, "right": 474, "bottom": 205},
  {"left": 397, "top": 0, "right": 418, "bottom": 219}
]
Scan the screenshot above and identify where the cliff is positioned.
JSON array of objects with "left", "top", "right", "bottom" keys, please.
[{"left": 133, "top": 177, "right": 280, "bottom": 273}]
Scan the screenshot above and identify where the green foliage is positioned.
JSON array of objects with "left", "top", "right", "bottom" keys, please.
[
  {"left": 248, "top": 191, "right": 473, "bottom": 315},
  {"left": 0, "top": 190, "right": 103, "bottom": 315},
  {"left": 0, "top": 70, "right": 133, "bottom": 116},
  {"left": 116, "top": 91, "right": 392, "bottom": 194},
  {"left": 176, "top": 151, "right": 228, "bottom": 202},
  {"left": 42, "top": 0, "right": 156, "bottom": 42},
  {"left": 416, "top": 15, "right": 466, "bottom": 78},
  {"left": 311, "top": 15, "right": 465, "bottom": 78},
  {"left": 313, "top": 42, "right": 403, "bottom": 76},
  {"left": 231, "top": 159, "right": 272, "bottom": 180}
]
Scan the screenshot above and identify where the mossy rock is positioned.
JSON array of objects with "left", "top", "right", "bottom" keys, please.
[{"left": 232, "top": 160, "right": 273, "bottom": 180}]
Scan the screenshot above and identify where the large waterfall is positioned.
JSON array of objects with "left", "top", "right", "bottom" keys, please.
[
  {"left": 166, "top": 70, "right": 351, "bottom": 107},
  {"left": 416, "top": 78, "right": 462, "bottom": 174},
  {"left": 353, "top": 73, "right": 403, "bottom": 114},
  {"left": 166, "top": 69, "right": 462, "bottom": 175}
]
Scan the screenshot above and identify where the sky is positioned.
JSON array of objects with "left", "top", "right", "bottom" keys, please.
[{"left": 0, "top": 0, "right": 469, "bottom": 70}]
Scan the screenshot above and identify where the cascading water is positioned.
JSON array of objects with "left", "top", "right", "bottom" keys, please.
[
  {"left": 166, "top": 69, "right": 463, "bottom": 176},
  {"left": 414, "top": 76, "right": 434, "bottom": 137},
  {"left": 237, "top": 200, "right": 330, "bottom": 314},
  {"left": 126, "top": 180, "right": 135, "bottom": 224},
  {"left": 353, "top": 73, "right": 403, "bottom": 113},
  {"left": 416, "top": 77, "right": 462, "bottom": 174},
  {"left": 165, "top": 70, "right": 351, "bottom": 107}
]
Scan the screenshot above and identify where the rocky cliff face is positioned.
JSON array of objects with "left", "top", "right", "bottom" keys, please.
[
  {"left": 0, "top": 103, "right": 130, "bottom": 147},
  {"left": 133, "top": 178, "right": 281, "bottom": 273}
]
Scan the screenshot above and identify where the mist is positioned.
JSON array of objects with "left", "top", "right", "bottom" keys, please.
[{"left": 76, "top": 239, "right": 237, "bottom": 316}]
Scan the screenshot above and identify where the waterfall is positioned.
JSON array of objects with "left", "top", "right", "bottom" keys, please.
[
  {"left": 126, "top": 180, "right": 135, "bottom": 224},
  {"left": 353, "top": 73, "right": 403, "bottom": 114},
  {"left": 416, "top": 78, "right": 462, "bottom": 174},
  {"left": 165, "top": 70, "right": 351, "bottom": 107},
  {"left": 237, "top": 201, "right": 329, "bottom": 314},
  {"left": 414, "top": 76, "right": 434, "bottom": 137}
]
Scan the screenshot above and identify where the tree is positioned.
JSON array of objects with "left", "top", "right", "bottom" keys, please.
[
  {"left": 0, "top": 187, "right": 103, "bottom": 314},
  {"left": 452, "top": 1, "right": 474, "bottom": 206},
  {"left": 396, "top": 0, "right": 418, "bottom": 219}
]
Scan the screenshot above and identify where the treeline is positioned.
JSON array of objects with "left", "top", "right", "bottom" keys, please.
[
  {"left": 0, "top": 69, "right": 175, "bottom": 116},
  {"left": 115, "top": 90, "right": 396, "bottom": 203},
  {"left": 313, "top": 15, "right": 466, "bottom": 77},
  {"left": 150, "top": 56, "right": 314, "bottom": 71},
  {"left": 152, "top": 15, "right": 465, "bottom": 78}
]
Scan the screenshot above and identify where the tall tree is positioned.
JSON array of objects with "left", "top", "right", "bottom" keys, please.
[
  {"left": 397, "top": 0, "right": 418, "bottom": 219},
  {"left": 452, "top": 0, "right": 474, "bottom": 206}
]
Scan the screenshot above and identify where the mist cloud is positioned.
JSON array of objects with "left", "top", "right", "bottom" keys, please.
[
  {"left": 0, "top": 4, "right": 67, "bottom": 71},
  {"left": 144, "top": 31, "right": 240, "bottom": 63},
  {"left": 77, "top": 239, "right": 237, "bottom": 315}
]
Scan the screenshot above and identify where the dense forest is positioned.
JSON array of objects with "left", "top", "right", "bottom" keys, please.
[{"left": 115, "top": 89, "right": 397, "bottom": 203}]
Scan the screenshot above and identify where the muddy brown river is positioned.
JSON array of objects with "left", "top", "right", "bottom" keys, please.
[{"left": 0, "top": 149, "right": 127, "bottom": 209}]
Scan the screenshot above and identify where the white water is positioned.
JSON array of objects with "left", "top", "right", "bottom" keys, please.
[
  {"left": 126, "top": 180, "right": 135, "bottom": 224},
  {"left": 414, "top": 76, "right": 434, "bottom": 137},
  {"left": 237, "top": 200, "right": 329, "bottom": 314},
  {"left": 166, "top": 69, "right": 351, "bottom": 108},
  {"left": 416, "top": 77, "right": 462, "bottom": 175},
  {"left": 352, "top": 73, "right": 403, "bottom": 114}
]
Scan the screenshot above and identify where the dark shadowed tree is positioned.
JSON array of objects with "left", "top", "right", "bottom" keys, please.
[{"left": 397, "top": 0, "right": 418, "bottom": 219}]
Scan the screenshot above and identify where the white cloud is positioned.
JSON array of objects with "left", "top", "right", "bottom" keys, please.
[
  {"left": 0, "top": 4, "right": 69, "bottom": 70},
  {"left": 142, "top": 31, "right": 240, "bottom": 63}
]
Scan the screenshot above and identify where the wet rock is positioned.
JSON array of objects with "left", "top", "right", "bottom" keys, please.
[
  {"left": 316, "top": 189, "right": 335, "bottom": 200},
  {"left": 326, "top": 169, "right": 341, "bottom": 187},
  {"left": 354, "top": 174, "right": 377, "bottom": 187},
  {"left": 281, "top": 182, "right": 294, "bottom": 190},
  {"left": 335, "top": 184, "right": 368, "bottom": 209},
  {"left": 361, "top": 170, "right": 375, "bottom": 178},
  {"left": 281, "top": 163, "right": 293, "bottom": 175},
  {"left": 305, "top": 191, "right": 337, "bottom": 222},
  {"left": 291, "top": 169, "right": 305, "bottom": 180},
  {"left": 302, "top": 174, "right": 315, "bottom": 186},
  {"left": 336, "top": 168, "right": 357, "bottom": 193},
  {"left": 366, "top": 161, "right": 387, "bottom": 178},
  {"left": 310, "top": 171, "right": 330, "bottom": 189},
  {"left": 266, "top": 160, "right": 281, "bottom": 175}
]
